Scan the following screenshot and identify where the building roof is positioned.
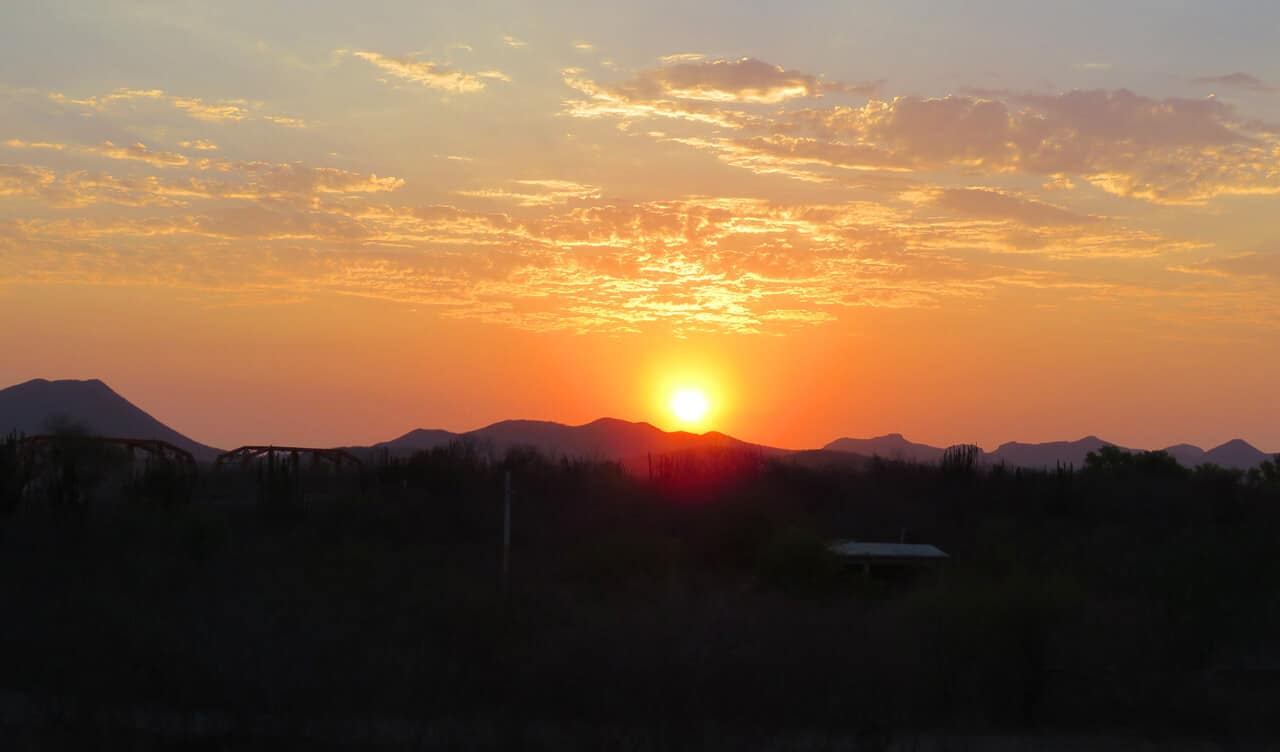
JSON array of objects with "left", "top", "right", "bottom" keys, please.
[{"left": 828, "top": 541, "right": 949, "bottom": 559}]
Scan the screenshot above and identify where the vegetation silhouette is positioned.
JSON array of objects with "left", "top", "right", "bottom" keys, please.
[{"left": 0, "top": 436, "right": 1279, "bottom": 745}]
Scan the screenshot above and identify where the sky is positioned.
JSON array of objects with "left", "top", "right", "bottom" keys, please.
[{"left": 2, "top": 0, "right": 1279, "bottom": 452}]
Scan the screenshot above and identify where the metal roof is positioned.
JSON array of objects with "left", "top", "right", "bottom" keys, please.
[{"left": 828, "top": 541, "right": 949, "bottom": 559}]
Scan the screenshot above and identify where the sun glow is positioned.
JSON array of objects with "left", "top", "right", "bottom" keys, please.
[{"left": 670, "top": 387, "right": 710, "bottom": 424}]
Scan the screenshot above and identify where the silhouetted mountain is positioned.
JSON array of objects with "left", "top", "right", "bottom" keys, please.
[
  {"left": 798, "top": 432, "right": 1277, "bottom": 470},
  {"left": 1161, "top": 443, "right": 1207, "bottom": 467},
  {"left": 1203, "top": 439, "right": 1272, "bottom": 470},
  {"left": 987, "top": 436, "right": 1120, "bottom": 469},
  {"left": 374, "top": 417, "right": 780, "bottom": 465},
  {"left": 5, "top": 377, "right": 1275, "bottom": 471},
  {"left": 822, "top": 434, "right": 944, "bottom": 463},
  {"left": 378, "top": 428, "right": 458, "bottom": 453},
  {"left": 0, "top": 378, "right": 222, "bottom": 462}
]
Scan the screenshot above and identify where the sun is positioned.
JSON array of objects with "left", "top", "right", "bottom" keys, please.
[{"left": 670, "top": 387, "right": 710, "bottom": 424}]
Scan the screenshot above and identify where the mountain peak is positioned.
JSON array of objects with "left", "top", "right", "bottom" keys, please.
[
  {"left": 824, "top": 433, "right": 943, "bottom": 463},
  {"left": 373, "top": 415, "right": 775, "bottom": 465},
  {"left": 1212, "top": 438, "right": 1255, "bottom": 450},
  {"left": 0, "top": 378, "right": 221, "bottom": 461}
]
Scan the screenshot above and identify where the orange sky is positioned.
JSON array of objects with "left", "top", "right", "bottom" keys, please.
[{"left": 2, "top": 2, "right": 1279, "bottom": 452}]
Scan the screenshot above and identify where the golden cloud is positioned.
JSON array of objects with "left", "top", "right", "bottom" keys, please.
[
  {"left": 90, "top": 141, "right": 189, "bottom": 168},
  {"left": 179, "top": 139, "right": 219, "bottom": 151},
  {"left": 341, "top": 50, "right": 505, "bottom": 93},
  {"left": 8, "top": 138, "right": 190, "bottom": 168},
  {"left": 562, "top": 57, "right": 878, "bottom": 131},
  {"left": 6, "top": 170, "right": 1210, "bottom": 335},
  {"left": 564, "top": 71, "right": 1280, "bottom": 204},
  {"left": 48, "top": 87, "right": 306, "bottom": 127},
  {"left": 771, "top": 90, "right": 1280, "bottom": 203},
  {"left": 458, "top": 179, "right": 601, "bottom": 206}
]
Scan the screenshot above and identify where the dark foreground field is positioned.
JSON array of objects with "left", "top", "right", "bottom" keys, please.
[{"left": 1, "top": 438, "right": 1279, "bottom": 749}]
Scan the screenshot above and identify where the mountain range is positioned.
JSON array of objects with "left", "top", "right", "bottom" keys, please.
[
  {"left": 375, "top": 420, "right": 779, "bottom": 463},
  {"left": 0, "top": 378, "right": 1274, "bottom": 470}
]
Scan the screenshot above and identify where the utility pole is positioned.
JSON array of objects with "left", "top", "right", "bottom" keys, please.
[{"left": 501, "top": 470, "right": 511, "bottom": 596}]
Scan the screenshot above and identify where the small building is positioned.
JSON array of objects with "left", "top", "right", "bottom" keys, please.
[{"left": 828, "top": 540, "right": 949, "bottom": 583}]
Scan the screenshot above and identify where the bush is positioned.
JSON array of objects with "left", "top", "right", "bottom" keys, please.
[{"left": 757, "top": 525, "right": 842, "bottom": 594}]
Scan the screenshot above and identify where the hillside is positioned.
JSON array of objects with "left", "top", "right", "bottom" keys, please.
[
  {"left": 0, "top": 378, "right": 222, "bottom": 462},
  {"left": 823, "top": 433, "right": 944, "bottom": 464}
]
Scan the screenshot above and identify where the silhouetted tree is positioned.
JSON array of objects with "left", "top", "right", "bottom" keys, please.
[{"left": 941, "top": 443, "right": 982, "bottom": 475}]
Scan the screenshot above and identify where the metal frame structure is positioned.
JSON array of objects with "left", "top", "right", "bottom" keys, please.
[
  {"left": 18, "top": 435, "right": 197, "bottom": 468},
  {"left": 215, "top": 445, "right": 364, "bottom": 470}
]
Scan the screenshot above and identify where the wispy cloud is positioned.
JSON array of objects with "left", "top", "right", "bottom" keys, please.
[
  {"left": 49, "top": 87, "right": 307, "bottom": 127},
  {"left": 1190, "top": 72, "right": 1273, "bottom": 92},
  {"left": 458, "top": 179, "right": 600, "bottom": 206},
  {"left": 179, "top": 139, "right": 218, "bottom": 151},
  {"left": 7, "top": 138, "right": 189, "bottom": 168},
  {"left": 339, "top": 49, "right": 506, "bottom": 93}
]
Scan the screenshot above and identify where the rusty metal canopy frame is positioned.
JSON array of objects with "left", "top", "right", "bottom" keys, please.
[
  {"left": 215, "top": 445, "right": 364, "bottom": 470},
  {"left": 18, "top": 435, "right": 197, "bottom": 467}
]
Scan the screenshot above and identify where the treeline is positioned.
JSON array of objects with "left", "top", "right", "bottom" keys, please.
[{"left": 1, "top": 436, "right": 1279, "bottom": 744}]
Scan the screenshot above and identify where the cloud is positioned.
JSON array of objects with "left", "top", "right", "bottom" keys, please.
[
  {"left": 262, "top": 115, "right": 308, "bottom": 128},
  {"left": 659, "top": 53, "right": 706, "bottom": 64},
  {"left": 0, "top": 164, "right": 186, "bottom": 208},
  {"left": 753, "top": 89, "right": 1280, "bottom": 203},
  {"left": 925, "top": 187, "right": 1099, "bottom": 227},
  {"left": 53, "top": 88, "right": 247, "bottom": 121},
  {"left": 574, "top": 57, "right": 875, "bottom": 109},
  {"left": 7, "top": 56, "right": 1274, "bottom": 337},
  {"left": 0, "top": 164, "right": 56, "bottom": 198},
  {"left": 340, "top": 50, "right": 504, "bottom": 93},
  {"left": 503, "top": 35, "right": 527, "bottom": 48},
  {"left": 89, "top": 141, "right": 190, "bottom": 167},
  {"left": 49, "top": 87, "right": 306, "bottom": 127},
  {"left": 4, "top": 177, "right": 1217, "bottom": 335},
  {"left": 1190, "top": 72, "right": 1273, "bottom": 92},
  {"left": 562, "top": 71, "right": 759, "bottom": 128},
  {"left": 458, "top": 179, "right": 601, "bottom": 206},
  {"left": 560, "top": 57, "right": 879, "bottom": 132},
  {"left": 0, "top": 160, "right": 403, "bottom": 208},
  {"left": 567, "top": 75, "right": 1280, "bottom": 203},
  {"left": 1176, "top": 251, "right": 1280, "bottom": 280},
  {"left": 220, "top": 161, "right": 406, "bottom": 196},
  {"left": 4, "top": 139, "right": 66, "bottom": 151},
  {"left": 8, "top": 138, "right": 191, "bottom": 168}
]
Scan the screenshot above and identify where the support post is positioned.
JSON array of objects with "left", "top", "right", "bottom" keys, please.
[{"left": 502, "top": 470, "right": 511, "bottom": 596}]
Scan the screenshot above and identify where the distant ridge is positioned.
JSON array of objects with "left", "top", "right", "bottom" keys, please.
[
  {"left": 1, "top": 377, "right": 1274, "bottom": 471},
  {"left": 823, "top": 433, "right": 944, "bottom": 464},
  {"left": 1161, "top": 443, "right": 1208, "bottom": 467},
  {"left": 820, "top": 433, "right": 1276, "bottom": 471},
  {"left": 987, "top": 436, "right": 1121, "bottom": 469},
  {"left": 374, "top": 417, "right": 781, "bottom": 465},
  {"left": 376, "top": 424, "right": 1276, "bottom": 471},
  {"left": 1201, "top": 439, "right": 1274, "bottom": 470},
  {"left": 0, "top": 378, "right": 222, "bottom": 462}
]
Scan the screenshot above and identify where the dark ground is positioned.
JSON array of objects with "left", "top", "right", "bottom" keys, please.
[{"left": 1, "top": 437, "right": 1279, "bottom": 748}]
